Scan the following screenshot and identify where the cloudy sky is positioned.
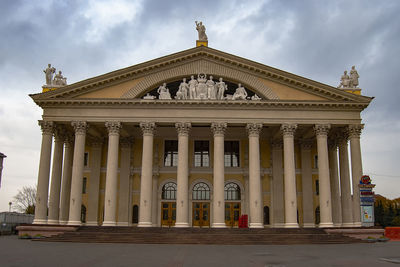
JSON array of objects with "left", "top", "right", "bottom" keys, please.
[{"left": 0, "top": 0, "right": 399, "bottom": 212}]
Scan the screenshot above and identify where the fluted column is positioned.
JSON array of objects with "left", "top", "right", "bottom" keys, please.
[
  {"left": 86, "top": 139, "right": 103, "bottom": 226},
  {"left": 175, "top": 122, "right": 191, "bottom": 228},
  {"left": 247, "top": 123, "right": 263, "bottom": 228},
  {"left": 48, "top": 126, "right": 65, "bottom": 224},
  {"left": 300, "top": 139, "right": 315, "bottom": 227},
  {"left": 271, "top": 140, "right": 285, "bottom": 227},
  {"left": 118, "top": 138, "right": 132, "bottom": 226},
  {"left": 314, "top": 124, "right": 333, "bottom": 228},
  {"left": 33, "top": 120, "right": 54, "bottom": 224},
  {"left": 329, "top": 140, "right": 342, "bottom": 227},
  {"left": 211, "top": 122, "right": 227, "bottom": 228},
  {"left": 348, "top": 124, "right": 364, "bottom": 227},
  {"left": 67, "top": 121, "right": 88, "bottom": 225},
  {"left": 103, "top": 121, "right": 122, "bottom": 226},
  {"left": 59, "top": 134, "right": 74, "bottom": 224},
  {"left": 338, "top": 133, "right": 353, "bottom": 227},
  {"left": 281, "top": 124, "right": 298, "bottom": 228},
  {"left": 138, "top": 122, "right": 156, "bottom": 227}
]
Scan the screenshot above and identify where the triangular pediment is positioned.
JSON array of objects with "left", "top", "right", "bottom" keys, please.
[{"left": 31, "top": 46, "right": 372, "bottom": 104}]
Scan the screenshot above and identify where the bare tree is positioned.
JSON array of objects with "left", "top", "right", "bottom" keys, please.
[{"left": 12, "top": 185, "right": 36, "bottom": 214}]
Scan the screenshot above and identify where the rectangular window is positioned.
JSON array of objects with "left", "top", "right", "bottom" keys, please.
[
  {"left": 164, "top": 140, "right": 178, "bottom": 167},
  {"left": 224, "top": 141, "right": 239, "bottom": 167},
  {"left": 315, "top": 179, "right": 319, "bottom": 195},
  {"left": 84, "top": 152, "right": 89, "bottom": 167},
  {"left": 194, "top": 140, "right": 209, "bottom": 167},
  {"left": 82, "top": 177, "right": 87, "bottom": 194}
]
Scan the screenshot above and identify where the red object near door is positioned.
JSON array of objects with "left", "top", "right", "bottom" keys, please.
[{"left": 239, "top": 214, "right": 248, "bottom": 228}]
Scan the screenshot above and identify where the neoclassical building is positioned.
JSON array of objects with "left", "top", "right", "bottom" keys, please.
[{"left": 30, "top": 42, "right": 372, "bottom": 229}]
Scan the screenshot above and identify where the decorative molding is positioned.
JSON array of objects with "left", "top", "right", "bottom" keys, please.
[
  {"left": 314, "top": 124, "right": 331, "bottom": 137},
  {"left": 281, "top": 123, "right": 297, "bottom": 137},
  {"left": 140, "top": 122, "right": 156, "bottom": 135},
  {"left": 71, "top": 121, "right": 88, "bottom": 135},
  {"left": 63, "top": 133, "right": 75, "bottom": 147},
  {"left": 53, "top": 125, "right": 66, "bottom": 141},
  {"left": 211, "top": 122, "right": 227, "bottom": 136},
  {"left": 348, "top": 124, "right": 364, "bottom": 139},
  {"left": 175, "top": 122, "right": 191, "bottom": 136},
  {"left": 105, "top": 121, "right": 122, "bottom": 136},
  {"left": 38, "top": 120, "right": 54, "bottom": 135},
  {"left": 246, "top": 123, "right": 262, "bottom": 137},
  {"left": 336, "top": 130, "right": 349, "bottom": 145}
]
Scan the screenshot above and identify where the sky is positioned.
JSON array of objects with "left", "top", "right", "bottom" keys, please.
[{"left": 0, "top": 0, "right": 399, "bottom": 212}]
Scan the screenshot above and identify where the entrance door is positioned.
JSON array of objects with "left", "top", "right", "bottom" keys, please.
[
  {"left": 192, "top": 202, "right": 210, "bottom": 227},
  {"left": 161, "top": 202, "right": 176, "bottom": 227},
  {"left": 225, "top": 202, "right": 241, "bottom": 227}
]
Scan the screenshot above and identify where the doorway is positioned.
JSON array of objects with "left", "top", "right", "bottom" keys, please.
[
  {"left": 192, "top": 202, "right": 210, "bottom": 227},
  {"left": 225, "top": 202, "right": 241, "bottom": 227},
  {"left": 161, "top": 202, "right": 176, "bottom": 227}
]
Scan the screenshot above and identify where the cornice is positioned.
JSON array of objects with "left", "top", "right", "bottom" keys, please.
[{"left": 29, "top": 46, "right": 373, "bottom": 103}]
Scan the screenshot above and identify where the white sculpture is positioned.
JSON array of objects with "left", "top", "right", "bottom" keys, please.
[
  {"left": 43, "top": 64, "right": 56, "bottom": 85},
  {"left": 216, "top": 77, "right": 227, "bottom": 100},
  {"left": 53, "top": 71, "right": 67, "bottom": 86},
  {"left": 143, "top": 93, "right": 156, "bottom": 99},
  {"left": 251, "top": 94, "right": 261, "bottom": 100},
  {"left": 176, "top": 78, "right": 189, "bottom": 100},
  {"left": 157, "top": 83, "right": 172, "bottom": 99},
  {"left": 196, "top": 73, "right": 208, "bottom": 99},
  {"left": 338, "top": 70, "right": 351, "bottom": 88},
  {"left": 206, "top": 76, "right": 216, "bottom": 99},
  {"left": 188, "top": 75, "right": 198, "bottom": 99},
  {"left": 349, "top": 66, "right": 359, "bottom": 88},
  {"left": 195, "top": 21, "right": 208, "bottom": 41},
  {"left": 232, "top": 83, "right": 247, "bottom": 100}
]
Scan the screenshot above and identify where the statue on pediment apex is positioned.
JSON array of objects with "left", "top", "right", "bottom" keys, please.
[
  {"left": 338, "top": 70, "right": 351, "bottom": 88},
  {"left": 195, "top": 21, "right": 208, "bottom": 41},
  {"left": 43, "top": 63, "right": 56, "bottom": 85},
  {"left": 349, "top": 65, "right": 359, "bottom": 88},
  {"left": 53, "top": 70, "right": 67, "bottom": 86}
]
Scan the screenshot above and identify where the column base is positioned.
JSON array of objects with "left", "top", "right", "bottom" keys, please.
[
  {"left": 174, "top": 222, "right": 190, "bottom": 228},
  {"left": 47, "top": 219, "right": 59, "bottom": 225},
  {"left": 67, "top": 220, "right": 82, "bottom": 226},
  {"left": 58, "top": 220, "right": 68, "bottom": 225},
  {"left": 138, "top": 221, "right": 153, "bottom": 227},
  {"left": 318, "top": 222, "right": 334, "bottom": 228},
  {"left": 117, "top": 222, "right": 129, "bottom": 227},
  {"left": 303, "top": 223, "right": 316, "bottom": 228},
  {"left": 102, "top": 221, "right": 117, "bottom": 226},
  {"left": 212, "top": 222, "right": 227, "bottom": 228},
  {"left": 249, "top": 223, "right": 264, "bottom": 228},
  {"left": 33, "top": 219, "right": 47, "bottom": 224},
  {"left": 341, "top": 222, "right": 354, "bottom": 228},
  {"left": 353, "top": 222, "right": 362, "bottom": 227},
  {"left": 333, "top": 223, "right": 342, "bottom": 227},
  {"left": 86, "top": 221, "right": 99, "bottom": 226},
  {"left": 273, "top": 223, "right": 286, "bottom": 228},
  {"left": 284, "top": 223, "right": 299, "bottom": 228}
]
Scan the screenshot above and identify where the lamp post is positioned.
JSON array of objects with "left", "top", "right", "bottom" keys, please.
[{"left": 8, "top": 202, "right": 12, "bottom": 212}]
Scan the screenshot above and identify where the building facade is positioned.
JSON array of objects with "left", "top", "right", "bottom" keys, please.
[{"left": 30, "top": 45, "right": 372, "bottom": 228}]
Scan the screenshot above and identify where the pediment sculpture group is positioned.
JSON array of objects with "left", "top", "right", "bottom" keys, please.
[
  {"left": 43, "top": 64, "right": 68, "bottom": 86},
  {"left": 144, "top": 73, "right": 261, "bottom": 101},
  {"left": 338, "top": 65, "right": 359, "bottom": 89}
]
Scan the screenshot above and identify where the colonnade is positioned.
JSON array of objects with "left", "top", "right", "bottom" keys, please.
[{"left": 33, "top": 120, "right": 364, "bottom": 228}]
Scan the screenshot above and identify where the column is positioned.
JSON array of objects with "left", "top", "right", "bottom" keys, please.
[
  {"left": 271, "top": 140, "right": 285, "bottom": 227},
  {"left": 175, "top": 122, "right": 191, "bottom": 227},
  {"left": 281, "top": 124, "right": 299, "bottom": 228},
  {"left": 59, "top": 134, "right": 74, "bottom": 224},
  {"left": 348, "top": 124, "right": 364, "bottom": 227},
  {"left": 211, "top": 122, "right": 227, "bottom": 228},
  {"left": 300, "top": 139, "right": 315, "bottom": 227},
  {"left": 338, "top": 134, "right": 353, "bottom": 227},
  {"left": 247, "top": 123, "right": 263, "bottom": 228},
  {"left": 48, "top": 126, "right": 65, "bottom": 224},
  {"left": 117, "top": 138, "right": 132, "bottom": 226},
  {"left": 329, "top": 140, "right": 342, "bottom": 227},
  {"left": 67, "top": 121, "right": 88, "bottom": 225},
  {"left": 151, "top": 175, "right": 159, "bottom": 226},
  {"left": 86, "top": 139, "right": 103, "bottom": 226},
  {"left": 103, "top": 121, "right": 122, "bottom": 226},
  {"left": 138, "top": 122, "right": 156, "bottom": 227},
  {"left": 314, "top": 124, "right": 334, "bottom": 228},
  {"left": 33, "top": 120, "right": 54, "bottom": 224}
]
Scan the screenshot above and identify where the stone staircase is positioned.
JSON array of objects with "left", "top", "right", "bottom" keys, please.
[{"left": 34, "top": 226, "right": 367, "bottom": 245}]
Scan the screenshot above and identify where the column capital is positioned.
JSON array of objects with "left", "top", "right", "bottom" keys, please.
[
  {"left": 63, "top": 132, "right": 75, "bottom": 146},
  {"left": 347, "top": 124, "right": 364, "bottom": 139},
  {"left": 246, "top": 123, "right": 262, "bottom": 137},
  {"left": 281, "top": 123, "right": 297, "bottom": 137},
  {"left": 336, "top": 129, "right": 349, "bottom": 145},
  {"left": 140, "top": 122, "right": 156, "bottom": 135},
  {"left": 105, "top": 121, "right": 122, "bottom": 136},
  {"left": 175, "top": 122, "right": 191, "bottom": 136},
  {"left": 300, "top": 139, "right": 314, "bottom": 150},
  {"left": 38, "top": 120, "right": 54, "bottom": 135},
  {"left": 54, "top": 125, "right": 66, "bottom": 142},
  {"left": 211, "top": 122, "right": 227, "bottom": 136},
  {"left": 120, "top": 137, "right": 134, "bottom": 148},
  {"left": 314, "top": 124, "right": 331, "bottom": 137},
  {"left": 71, "top": 121, "right": 88, "bottom": 135}
]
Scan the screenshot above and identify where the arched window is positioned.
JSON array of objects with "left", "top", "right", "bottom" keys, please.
[
  {"left": 132, "top": 205, "right": 139, "bottom": 224},
  {"left": 192, "top": 182, "right": 210, "bottom": 200},
  {"left": 224, "top": 182, "right": 241, "bottom": 200},
  {"left": 81, "top": 205, "right": 86, "bottom": 223},
  {"left": 315, "top": 206, "right": 320, "bottom": 225},
  {"left": 263, "top": 206, "right": 270, "bottom": 225},
  {"left": 162, "top": 182, "right": 177, "bottom": 200}
]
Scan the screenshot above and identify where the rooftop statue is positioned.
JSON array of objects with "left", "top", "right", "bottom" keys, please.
[
  {"left": 349, "top": 65, "right": 359, "bottom": 88},
  {"left": 338, "top": 70, "right": 351, "bottom": 88},
  {"left": 338, "top": 66, "right": 360, "bottom": 89},
  {"left": 43, "top": 64, "right": 56, "bottom": 85},
  {"left": 53, "top": 71, "right": 67, "bottom": 86},
  {"left": 195, "top": 21, "right": 208, "bottom": 41}
]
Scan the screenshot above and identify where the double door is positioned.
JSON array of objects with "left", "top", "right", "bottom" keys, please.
[
  {"left": 192, "top": 202, "right": 210, "bottom": 227},
  {"left": 225, "top": 202, "right": 241, "bottom": 227},
  {"left": 161, "top": 202, "right": 176, "bottom": 227}
]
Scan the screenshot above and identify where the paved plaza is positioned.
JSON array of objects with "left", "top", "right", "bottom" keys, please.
[{"left": 0, "top": 236, "right": 399, "bottom": 266}]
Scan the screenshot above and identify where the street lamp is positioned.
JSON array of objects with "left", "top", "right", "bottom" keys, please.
[{"left": 8, "top": 202, "right": 12, "bottom": 212}]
